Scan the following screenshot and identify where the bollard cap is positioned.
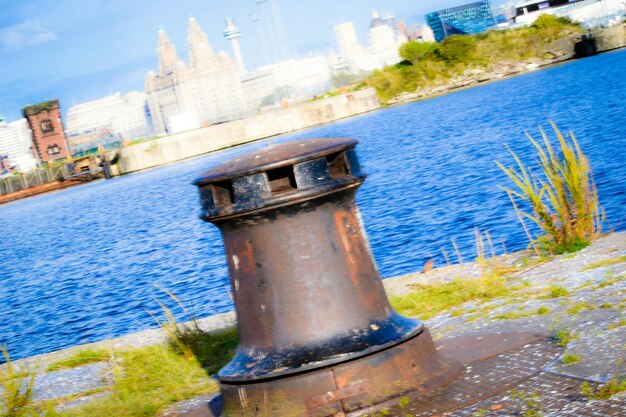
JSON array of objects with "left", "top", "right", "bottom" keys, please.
[{"left": 193, "top": 138, "right": 364, "bottom": 221}]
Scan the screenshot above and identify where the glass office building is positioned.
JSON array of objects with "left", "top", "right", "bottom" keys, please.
[{"left": 426, "top": 0, "right": 496, "bottom": 42}]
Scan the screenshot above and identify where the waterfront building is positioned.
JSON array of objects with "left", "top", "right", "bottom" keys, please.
[
  {"left": 65, "top": 91, "right": 152, "bottom": 146},
  {"left": 66, "top": 127, "right": 123, "bottom": 155},
  {"left": 512, "top": 0, "right": 625, "bottom": 27},
  {"left": 145, "top": 18, "right": 246, "bottom": 134},
  {"left": 241, "top": 68, "right": 276, "bottom": 111},
  {"left": 490, "top": 0, "right": 520, "bottom": 23},
  {"left": 0, "top": 153, "right": 9, "bottom": 173},
  {"left": 425, "top": 0, "right": 496, "bottom": 42},
  {"left": 256, "top": 55, "right": 332, "bottom": 101},
  {"left": 0, "top": 118, "right": 37, "bottom": 172},
  {"left": 22, "top": 100, "right": 70, "bottom": 164}
]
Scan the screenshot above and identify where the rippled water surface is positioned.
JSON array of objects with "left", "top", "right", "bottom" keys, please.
[{"left": 1, "top": 50, "right": 625, "bottom": 360}]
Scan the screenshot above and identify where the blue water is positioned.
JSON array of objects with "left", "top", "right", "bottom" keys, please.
[{"left": 1, "top": 50, "right": 625, "bottom": 361}]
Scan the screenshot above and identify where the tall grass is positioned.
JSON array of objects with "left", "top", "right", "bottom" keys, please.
[
  {"left": 150, "top": 290, "right": 238, "bottom": 374},
  {"left": 497, "top": 123, "right": 603, "bottom": 254},
  {"left": 0, "top": 347, "right": 36, "bottom": 417}
]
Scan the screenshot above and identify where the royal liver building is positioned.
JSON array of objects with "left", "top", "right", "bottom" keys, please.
[{"left": 145, "top": 18, "right": 246, "bottom": 134}]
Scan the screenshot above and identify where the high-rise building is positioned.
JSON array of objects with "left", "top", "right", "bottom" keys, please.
[
  {"left": 0, "top": 118, "right": 37, "bottom": 172},
  {"left": 22, "top": 100, "right": 69, "bottom": 164},
  {"left": 425, "top": 0, "right": 496, "bottom": 42},
  {"left": 65, "top": 92, "right": 152, "bottom": 146},
  {"left": 251, "top": 0, "right": 291, "bottom": 65},
  {"left": 334, "top": 22, "right": 362, "bottom": 62},
  {"left": 369, "top": 10, "right": 398, "bottom": 53},
  {"left": 333, "top": 11, "right": 406, "bottom": 74},
  {"left": 145, "top": 18, "right": 246, "bottom": 134},
  {"left": 379, "top": 9, "right": 400, "bottom": 35},
  {"left": 224, "top": 17, "right": 246, "bottom": 73}
]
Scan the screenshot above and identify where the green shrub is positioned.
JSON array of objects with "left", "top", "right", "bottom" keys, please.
[
  {"left": 399, "top": 41, "right": 438, "bottom": 65},
  {"left": 437, "top": 35, "right": 477, "bottom": 64}
]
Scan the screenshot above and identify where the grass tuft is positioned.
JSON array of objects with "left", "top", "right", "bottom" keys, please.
[
  {"left": 582, "top": 256, "right": 626, "bottom": 271},
  {"left": 496, "top": 123, "right": 603, "bottom": 255},
  {"left": 1, "top": 347, "right": 37, "bottom": 417},
  {"left": 150, "top": 289, "right": 238, "bottom": 375},
  {"left": 494, "top": 306, "right": 550, "bottom": 320},
  {"left": 47, "top": 349, "right": 111, "bottom": 372},
  {"left": 566, "top": 303, "right": 595, "bottom": 315},
  {"left": 581, "top": 377, "right": 626, "bottom": 400},
  {"left": 562, "top": 352, "right": 581, "bottom": 365},
  {"left": 55, "top": 344, "right": 216, "bottom": 417},
  {"left": 546, "top": 286, "right": 569, "bottom": 298},
  {"left": 390, "top": 274, "right": 510, "bottom": 319},
  {"left": 553, "top": 329, "right": 577, "bottom": 347}
]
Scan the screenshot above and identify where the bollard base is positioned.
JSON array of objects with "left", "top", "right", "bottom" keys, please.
[
  {"left": 179, "top": 332, "right": 610, "bottom": 417},
  {"left": 218, "top": 328, "right": 462, "bottom": 417}
]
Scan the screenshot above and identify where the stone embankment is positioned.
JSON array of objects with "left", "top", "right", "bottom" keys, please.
[
  {"left": 117, "top": 88, "right": 380, "bottom": 174},
  {"left": 3, "top": 232, "right": 624, "bottom": 415}
]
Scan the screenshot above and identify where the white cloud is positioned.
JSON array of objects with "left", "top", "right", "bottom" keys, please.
[{"left": 0, "top": 20, "right": 58, "bottom": 49}]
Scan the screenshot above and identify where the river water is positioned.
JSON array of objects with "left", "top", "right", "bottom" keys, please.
[{"left": 1, "top": 50, "right": 625, "bottom": 361}]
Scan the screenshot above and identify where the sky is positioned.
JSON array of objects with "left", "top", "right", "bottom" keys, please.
[{"left": 0, "top": 0, "right": 468, "bottom": 121}]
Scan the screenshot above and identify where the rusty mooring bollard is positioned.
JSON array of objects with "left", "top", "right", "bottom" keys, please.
[{"left": 194, "top": 138, "right": 461, "bottom": 416}]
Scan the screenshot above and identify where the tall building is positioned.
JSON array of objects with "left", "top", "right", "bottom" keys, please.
[
  {"left": 379, "top": 9, "right": 400, "bottom": 35},
  {"left": 333, "top": 12, "right": 406, "bottom": 74},
  {"left": 22, "top": 100, "right": 69, "bottom": 164},
  {"left": 369, "top": 10, "right": 399, "bottom": 53},
  {"left": 425, "top": 0, "right": 496, "bottom": 42},
  {"left": 65, "top": 91, "right": 152, "bottom": 146},
  {"left": 145, "top": 18, "right": 246, "bottom": 134},
  {"left": 0, "top": 118, "right": 37, "bottom": 172},
  {"left": 334, "top": 22, "right": 362, "bottom": 62},
  {"left": 224, "top": 17, "right": 246, "bottom": 73},
  {"left": 251, "top": 0, "right": 291, "bottom": 65}
]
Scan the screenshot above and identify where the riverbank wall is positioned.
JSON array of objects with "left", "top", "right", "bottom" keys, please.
[
  {"left": 117, "top": 88, "right": 380, "bottom": 174},
  {"left": 594, "top": 24, "right": 626, "bottom": 51}
]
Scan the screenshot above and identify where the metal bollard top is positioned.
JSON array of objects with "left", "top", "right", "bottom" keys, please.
[{"left": 193, "top": 137, "right": 364, "bottom": 221}]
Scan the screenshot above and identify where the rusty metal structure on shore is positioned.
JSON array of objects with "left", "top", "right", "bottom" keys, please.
[{"left": 193, "top": 138, "right": 462, "bottom": 416}]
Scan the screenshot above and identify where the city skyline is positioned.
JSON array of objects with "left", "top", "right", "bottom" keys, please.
[{"left": 0, "top": 0, "right": 467, "bottom": 121}]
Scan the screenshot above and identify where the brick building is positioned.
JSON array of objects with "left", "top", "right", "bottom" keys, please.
[{"left": 22, "top": 99, "right": 69, "bottom": 164}]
